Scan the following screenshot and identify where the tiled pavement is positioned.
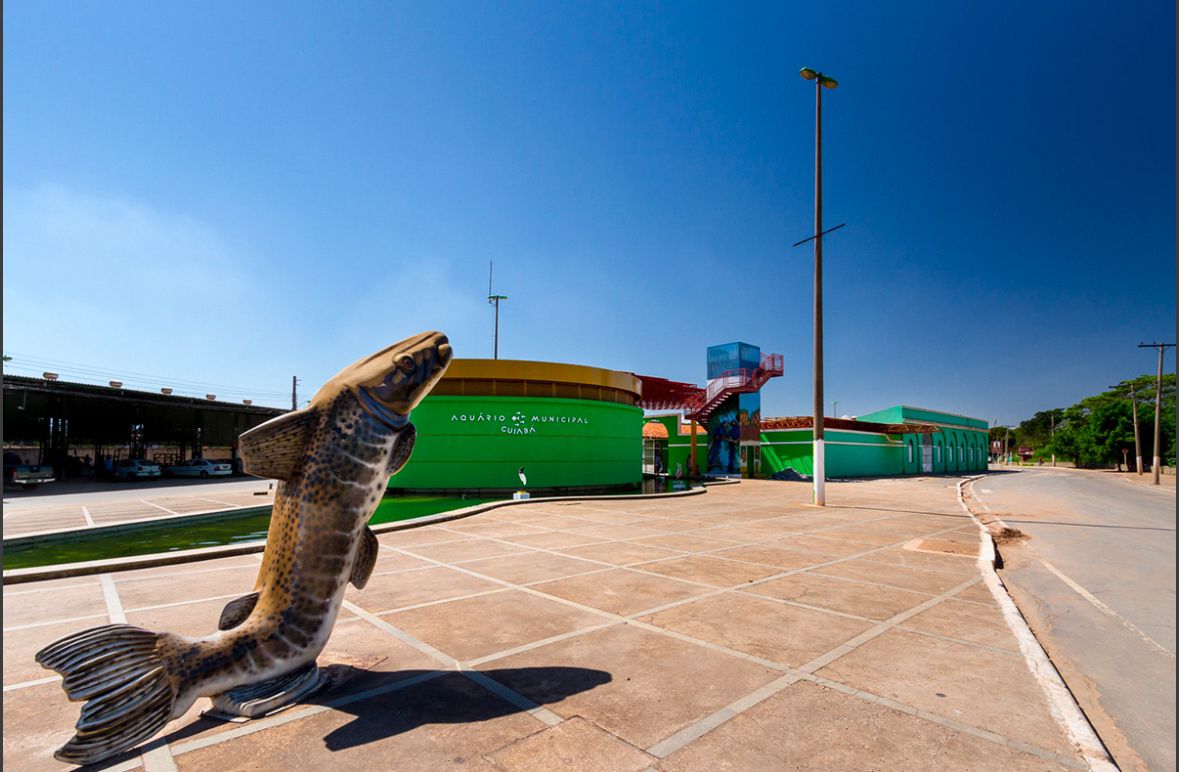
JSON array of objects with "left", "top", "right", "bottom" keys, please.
[
  {"left": 3, "top": 478, "right": 1085, "bottom": 770},
  {"left": 2, "top": 489, "right": 274, "bottom": 538}
]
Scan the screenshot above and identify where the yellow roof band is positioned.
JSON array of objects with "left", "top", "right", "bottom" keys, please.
[{"left": 440, "top": 359, "right": 642, "bottom": 399}]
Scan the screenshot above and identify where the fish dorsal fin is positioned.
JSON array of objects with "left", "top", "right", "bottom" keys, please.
[
  {"left": 238, "top": 408, "right": 317, "bottom": 481},
  {"left": 350, "top": 527, "right": 379, "bottom": 589},
  {"left": 218, "top": 592, "right": 260, "bottom": 630},
  {"left": 387, "top": 423, "right": 417, "bottom": 477}
]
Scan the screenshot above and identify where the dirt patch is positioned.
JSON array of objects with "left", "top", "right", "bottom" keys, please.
[{"left": 990, "top": 525, "right": 1028, "bottom": 545}]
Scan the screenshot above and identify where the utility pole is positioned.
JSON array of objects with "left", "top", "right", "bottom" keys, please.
[
  {"left": 291, "top": 376, "right": 299, "bottom": 411},
  {"left": 1138, "top": 342, "right": 1175, "bottom": 485},
  {"left": 488, "top": 262, "right": 508, "bottom": 360},
  {"left": 833, "top": 400, "right": 838, "bottom": 418},
  {"left": 1003, "top": 426, "right": 1010, "bottom": 465},
  {"left": 1050, "top": 413, "right": 1056, "bottom": 467},
  {"left": 1114, "top": 383, "right": 1143, "bottom": 475}
]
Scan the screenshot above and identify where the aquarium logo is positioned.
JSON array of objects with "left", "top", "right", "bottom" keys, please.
[{"left": 450, "top": 409, "right": 591, "bottom": 436}]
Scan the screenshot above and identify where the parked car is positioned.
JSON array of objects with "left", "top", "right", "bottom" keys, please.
[
  {"left": 3, "top": 451, "right": 55, "bottom": 490},
  {"left": 165, "top": 458, "right": 232, "bottom": 478},
  {"left": 113, "top": 458, "right": 162, "bottom": 480},
  {"left": 209, "top": 457, "right": 245, "bottom": 476}
]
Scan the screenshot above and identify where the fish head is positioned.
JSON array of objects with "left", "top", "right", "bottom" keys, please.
[{"left": 341, "top": 331, "right": 453, "bottom": 417}]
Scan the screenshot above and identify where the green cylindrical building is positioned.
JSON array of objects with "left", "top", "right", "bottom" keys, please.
[{"left": 388, "top": 359, "right": 643, "bottom": 494}]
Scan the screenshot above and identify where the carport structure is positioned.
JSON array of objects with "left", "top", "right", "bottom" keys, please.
[{"left": 2, "top": 375, "right": 284, "bottom": 479}]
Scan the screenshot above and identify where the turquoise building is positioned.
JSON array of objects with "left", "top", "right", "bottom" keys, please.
[{"left": 646, "top": 405, "right": 988, "bottom": 479}]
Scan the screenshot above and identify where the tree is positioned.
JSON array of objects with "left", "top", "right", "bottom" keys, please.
[{"left": 1038, "top": 374, "right": 1175, "bottom": 468}]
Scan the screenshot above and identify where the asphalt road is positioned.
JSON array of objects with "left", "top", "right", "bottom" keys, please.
[{"left": 973, "top": 468, "right": 1175, "bottom": 772}]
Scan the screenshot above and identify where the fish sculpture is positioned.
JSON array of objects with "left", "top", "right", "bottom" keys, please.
[{"left": 35, "top": 331, "right": 453, "bottom": 765}]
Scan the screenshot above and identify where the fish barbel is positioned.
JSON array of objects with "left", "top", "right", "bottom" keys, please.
[{"left": 35, "top": 331, "right": 452, "bottom": 765}]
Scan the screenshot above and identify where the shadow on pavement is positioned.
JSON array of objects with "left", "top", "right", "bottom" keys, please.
[
  {"left": 72, "top": 665, "right": 611, "bottom": 769},
  {"left": 318, "top": 666, "right": 611, "bottom": 752}
]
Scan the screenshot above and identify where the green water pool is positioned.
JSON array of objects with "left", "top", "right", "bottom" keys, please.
[{"left": 2, "top": 496, "right": 496, "bottom": 571}]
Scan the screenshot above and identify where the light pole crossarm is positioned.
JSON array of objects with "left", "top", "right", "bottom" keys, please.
[{"left": 792, "top": 223, "right": 846, "bottom": 248}]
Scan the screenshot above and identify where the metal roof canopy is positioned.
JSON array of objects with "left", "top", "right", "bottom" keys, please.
[{"left": 2, "top": 375, "right": 285, "bottom": 463}]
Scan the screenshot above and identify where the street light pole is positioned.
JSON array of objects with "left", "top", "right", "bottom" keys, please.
[{"left": 800, "top": 67, "right": 838, "bottom": 506}]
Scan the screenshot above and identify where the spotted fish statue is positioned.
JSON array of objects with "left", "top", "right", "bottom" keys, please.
[{"left": 35, "top": 331, "right": 453, "bottom": 765}]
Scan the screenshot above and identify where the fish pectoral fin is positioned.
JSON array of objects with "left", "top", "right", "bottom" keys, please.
[
  {"left": 218, "top": 592, "right": 261, "bottom": 630},
  {"left": 237, "top": 407, "right": 317, "bottom": 480},
  {"left": 350, "top": 527, "right": 379, "bottom": 589},
  {"left": 386, "top": 423, "right": 417, "bottom": 477}
]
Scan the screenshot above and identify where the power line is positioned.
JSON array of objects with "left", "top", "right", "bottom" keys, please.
[{"left": 2, "top": 353, "right": 290, "bottom": 400}]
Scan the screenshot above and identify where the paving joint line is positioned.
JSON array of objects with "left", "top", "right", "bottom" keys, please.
[
  {"left": 140, "top": 499, "right": 181, "bottom": 515},
  {"left": 3, "top": 674, "right": 63, "bottom": 692},
  {"left": 4, "top": 612, "right": 110, "bottom": 632},
  {"left": 99, "top": 573, "right": 127, "bottom": 624}
]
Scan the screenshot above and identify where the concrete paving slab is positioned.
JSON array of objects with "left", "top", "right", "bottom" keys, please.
[
  {"left": 5, "top": 618, "right": 98, "bottom": 684},
  {"left": 744, "top": 572, "right": 934, "bottom": 621},
  {"left": 388, "top": 589, "right": 607, "bottom": 662},
  {"left": 494, "top": 530, "right": 610, "bottom": 549},
  {"left": 899, "top": 598, "right": 1021, "bottom": 652},
  {"left": 660, "top": 680, "right": 1072, "bottom": 771},
  {"left": 773, "top": 533, "right": 884, "bottom": 556},
  {"left": 816, "top": 628, "right": 1076, "bottom": 756},
  {"left": 860, "top": 545, "right": 980, "bottom": 575},
  {"left": 344, "top": 566, "right": 507, "bottom": 612},
  {"left": 632, "top": 532, "right": 742, "bottom": 553},
  {"left": 457, "top": 551, "right": 605, "bottom": 585},
  {"left": 2, "top": 576, "right": 105, "bottom": 628},
  {"left": 485, "top": 715, "right": 654, "bottom": 772},
  {"left": 376, "top": 526, "right": 468, "bottom": 548},
  {"left": 635, "top": 554, "right": 782, "bottom": 587},
  {"left": 555, "top": 540, "right": 683, "bottom": 565},
  {"left": 482, "top": 623, "right": 783, "bottom": 750},
  {"left": 400, "top": 537, "right": 533, "bottom": 564},
  {"left": 814, "top": 558, "right": 966, "bottom": 595},
  {"left": 640, "top": 592, "right": 873, "bottom": 667},
  {"left": 706, "top": 544, "right": 834, "bottom": 571},
  {"left": 3, "top": 681, "right": 93, "bottom": 772},
  {"left": 114, "top": 563, "right": 261, "bottom": 609},
  {"left": 530, "top": 568, "right": 711, "bottom": 616}
]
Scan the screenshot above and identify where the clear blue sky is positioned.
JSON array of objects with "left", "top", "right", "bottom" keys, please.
[{"left": 4, "top": 1, "right": 1175, "bottom": 426}]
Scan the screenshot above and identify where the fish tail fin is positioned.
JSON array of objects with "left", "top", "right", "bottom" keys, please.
[{"left": 36, "top": 623, "right": 178, "bottom": 766}]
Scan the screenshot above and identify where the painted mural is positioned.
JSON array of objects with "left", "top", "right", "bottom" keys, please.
[{"left": 707, "top": 405, "right": 742, "bottom": 475}]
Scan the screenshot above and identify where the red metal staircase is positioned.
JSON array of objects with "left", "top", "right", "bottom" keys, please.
[{"left": 635, "top": 353, "right": 783, "bottom": 422}]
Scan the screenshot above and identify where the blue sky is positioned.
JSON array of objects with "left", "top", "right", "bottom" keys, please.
[{"left": 4, "top": 1, "right": 1175, "bottom": 425}]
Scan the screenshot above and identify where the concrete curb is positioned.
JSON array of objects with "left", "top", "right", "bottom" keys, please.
[
  {"left": 956, "top": 475, "right": 1117, "bottom": 772},
  {"left": 2, "top": 485, "right": 708, "bottom": 585}
]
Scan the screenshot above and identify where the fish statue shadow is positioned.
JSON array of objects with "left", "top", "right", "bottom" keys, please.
[
  {"left": 316, "top": 665, "right": 612, "bottom": 752},
  {"left": 69, "top": 665, "right": 613, "bottom": 769}
]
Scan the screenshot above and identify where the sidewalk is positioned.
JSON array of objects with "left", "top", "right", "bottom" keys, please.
[
  {"left": 2, "top": 479, "right": 275, "bottom": 539},
  {"left": 3, "top": 477, "right": 1088, "bottom": 770}
]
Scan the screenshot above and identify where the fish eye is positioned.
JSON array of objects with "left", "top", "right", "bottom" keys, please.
[{"left": 398, "top": 355, "right": 416, "bottom": 373}]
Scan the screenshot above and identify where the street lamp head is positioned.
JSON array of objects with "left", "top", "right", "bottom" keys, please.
[
  {"left": 820, "top": 77, "right": 838, "bottom": 89},
  {"left": 799, "top": 67, "right": 818, "bottom": 80}
]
